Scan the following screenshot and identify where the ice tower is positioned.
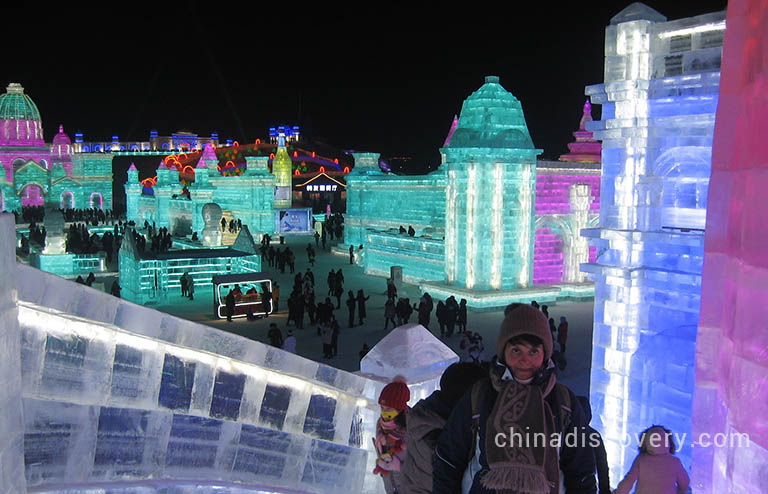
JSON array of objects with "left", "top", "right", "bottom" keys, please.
[
  {"left": 582, "top": 3, "right": 726, "bottom": 481},
  {"left": 273, "top": 131, "right": 293, "bottom": 209},
  {"left": 441, "top": 76, "right": 541, "bottom": 291},
  {"left": 691, "top": 1, "right": 768, "bottom": 491}
]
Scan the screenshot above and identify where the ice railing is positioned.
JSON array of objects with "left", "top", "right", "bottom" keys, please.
[{"left": 15, "top": 263, "right": 453, "bottom": 494}]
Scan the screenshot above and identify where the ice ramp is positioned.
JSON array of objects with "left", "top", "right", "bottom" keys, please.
[{"left": 0, "top": 219, "right": 393, "bottom": 494}]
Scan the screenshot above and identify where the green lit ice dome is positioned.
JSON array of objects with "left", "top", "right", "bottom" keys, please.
[
  {"left": 447, "top": 76, "right": 535, "bottom": 150},
  {"left": 0, "top": 83, "right": 41, "bottom": 121}
]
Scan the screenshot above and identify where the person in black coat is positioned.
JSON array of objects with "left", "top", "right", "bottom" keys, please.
[
  {"left": 578, "top": 396, "right": 611, "bottom": 494},
  {"left": 225, "top": 289, "right": 236, "bottom": 322},
  {"left": 444, "top": 296, "right": 459, "bottom": 337},
  {"left": 356, "top": 289, "right": 369, "bottom": 325},
  {"left": 346, "top": 290, "right": 357, "bottom": 328},
  {"left": 434, "top": 304, "right": 597, "bottom": 494}
]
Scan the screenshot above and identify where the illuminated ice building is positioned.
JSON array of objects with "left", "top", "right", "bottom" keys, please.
[
  {"left": 345, "top": 76, "right": 602, "bottom": 308},
  {"left": 580, "top": 3, "right": 727, "bottom": 483},
  {"left": 0, "top": 83, "right": 112, "bottom": 212}
]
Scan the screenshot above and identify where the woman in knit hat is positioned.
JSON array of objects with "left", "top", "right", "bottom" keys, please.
[
  {"left": 374, "top": 377, "right": 410, "bottom": 494},
  {"left": 434, "top": 303, "right": 597, "bottom": 494}
]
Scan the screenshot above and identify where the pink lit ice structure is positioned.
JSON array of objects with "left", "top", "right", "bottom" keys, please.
[
  {"left": 691, "top": 1, "right": 768, "bottom": 491},
  {"left": 559, "top": 100, "right": 602, "bottom": 163}
]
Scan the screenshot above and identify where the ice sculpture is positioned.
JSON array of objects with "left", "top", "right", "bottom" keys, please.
[
  {"left": 359, "top": 322, "right": 459, "bottom": 404},
  {"left": 691, "top": 1, "right": 768, "bottom": 491},
  {"left": 202, "top": 203, "right": 223, "bottom": 247},
  {"left": 42, "top": 206, "right": 66, "bottom": 254},
  {"left": 124, "top": 143, "right": 276, "bottom": 239},
  {"left": 581, "top": 3, "right": 726, "bottom": 482},
  {"left": 272, "top": 131, "right": 292, "bottom": 209},
  {"left": 0, "top": 214, "right": 26, "bottom": 494}
]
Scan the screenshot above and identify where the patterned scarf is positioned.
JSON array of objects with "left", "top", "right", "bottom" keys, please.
[{"left": 481, "top": 367, "right": 559, "bottom": 494}]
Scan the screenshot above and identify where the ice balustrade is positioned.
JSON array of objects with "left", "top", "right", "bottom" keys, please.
[
  {"left": 690, "top": 1, "right": 768, "bottom": 491},
  {"left": 8, "top": 232, "right": 457, "bottom": 493},
  {"left": 14, "top": 262, "right": 383, "bottom": 493}
]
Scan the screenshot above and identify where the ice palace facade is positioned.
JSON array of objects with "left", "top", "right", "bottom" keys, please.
[{"left": 1, "top": 2, "right": 767, "bottom": 493}]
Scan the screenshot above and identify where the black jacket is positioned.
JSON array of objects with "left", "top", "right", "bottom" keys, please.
[{"left": 434, "top": 375, "right": 597, "bottom": 494}]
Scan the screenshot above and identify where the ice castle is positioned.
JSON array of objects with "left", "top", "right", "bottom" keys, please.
[
  {"left": 0, "top": 83, "right": 112, "bottom": 212},
  {"left": 125, "top": 142, "right": 276, "bottom": 238},
  {"left": 346, "top": 78, "right": 602, "bottom": 309}
]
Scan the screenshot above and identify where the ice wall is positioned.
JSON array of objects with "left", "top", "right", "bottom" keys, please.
[
  {"left": 13, "top": 255, "right": 397, "bottom": 494},
  {"left": 691, "top": 1, "right": 768, "bottom": 491},
  {"left": 344, "top": 152, "right": 446, "bottom": 247},
  {"left": 0, "top": 214, "right": 26, "bottom": 493},
  {"left": 582, "top": 4, "right": 725, "bottom": 482}
]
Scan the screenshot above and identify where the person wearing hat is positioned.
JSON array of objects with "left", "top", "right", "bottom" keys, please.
[
  {"left": 402, "top": 362, "right": 487, "bottom": 494},
  {"left": 374, "top": 377, "right": 410, "bottom": 494},
  {"left": 433, "top": 303, "right": 597, "bottom": 494}
]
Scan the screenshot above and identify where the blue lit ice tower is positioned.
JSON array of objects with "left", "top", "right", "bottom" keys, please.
[
  {"left": 442, "top": 76, "right": 541, "bottom": 291},
  {"left": 581, "top": 3, "right": 725, "bottom": 481}
]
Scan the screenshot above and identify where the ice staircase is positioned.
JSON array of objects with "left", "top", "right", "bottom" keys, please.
[{"left": 0, "top": 211, "right": 456, "bottom": 494}]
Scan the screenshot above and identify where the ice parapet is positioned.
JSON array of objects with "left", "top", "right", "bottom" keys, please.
[{"left": 11, "top": 238, "right": 390, "bottom": 493}]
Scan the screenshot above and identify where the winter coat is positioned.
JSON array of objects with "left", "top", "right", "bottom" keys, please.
[
  {"left": 614, "top": 444, "right": 690, "bottom": 494},
  {"left": 357, "top": 293, "right": 370, "bottom": 318},
  {"left": 434, "top": 372, "right": 597, "bottom": 494},
  {"left": 558, "top": 321, "right": 569, "bottom": 345},
  {"left": 402, "top": 391, "right": 455, "bottom": 494}
]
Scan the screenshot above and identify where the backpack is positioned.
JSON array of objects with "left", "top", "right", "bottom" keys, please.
[{"left": 467, "top": 378, "right": 572, "bottom": 462}]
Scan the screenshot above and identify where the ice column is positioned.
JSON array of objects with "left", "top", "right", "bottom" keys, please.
[
  {"left": 564, "top": 183, "right": 592, "bottom": 283},
  {"left": 344, "top": 153, "right": 382, "bottom": 246},
  {"left": 0, "top": 213, "right": 26, "bottom": 493},
  {"left": 581, "top": 3, "right": 725, "bottom": 481},
  {"left": 691, "top": 1, "right": 768, "bottom": 491}
]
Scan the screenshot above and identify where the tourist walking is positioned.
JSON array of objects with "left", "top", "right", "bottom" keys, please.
[
  {"left": 346, "top": 290, "right": 357, "bottom": 328},
  {"left": 436, "top": 301, "right": 447, "bottom": 337},
  {"left": 456, "top": 298, "right": 467, "bottom": 333},
  {"left": 384, "top": 297, "right": 397, "bottom": 330},
  {"left": 356, "top": 289, "right": 369, "bottom": 325}
]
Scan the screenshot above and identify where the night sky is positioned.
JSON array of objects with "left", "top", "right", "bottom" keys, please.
[{"left": 7, "top": 1, "right": 727, "bottom": 172}]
